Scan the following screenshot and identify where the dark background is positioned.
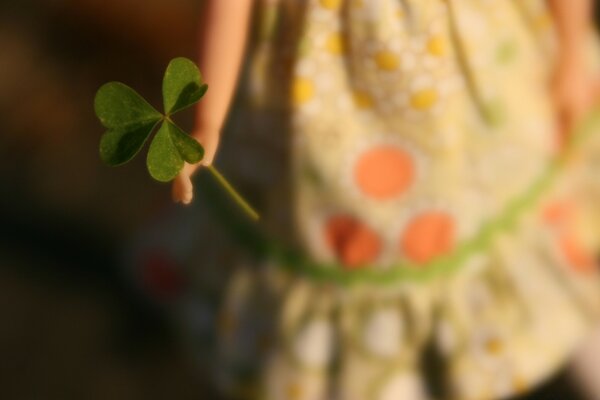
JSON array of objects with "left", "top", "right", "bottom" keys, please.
[
  {"left": 0, "top": 0, "right": 212, "bottom": 398},
  {"left": 0, "top": 1, "right": 593, "bottom": 399}
]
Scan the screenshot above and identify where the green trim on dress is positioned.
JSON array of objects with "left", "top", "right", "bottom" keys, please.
[{"left": 202, "top": 111, "right": 600, "bottom": 287}]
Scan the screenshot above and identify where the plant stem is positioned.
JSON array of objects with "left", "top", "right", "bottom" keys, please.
[{"left": 207, "top": 165, "right": 260, "bottom": 221}]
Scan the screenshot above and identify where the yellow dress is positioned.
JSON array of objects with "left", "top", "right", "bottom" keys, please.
[{"left": 207, "top": 1, "right": 600, "bottom": 399}]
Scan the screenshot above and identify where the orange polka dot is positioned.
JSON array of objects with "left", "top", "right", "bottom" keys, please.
[
  {"left": 559, "top": 231, "right": 596, "bottom": 274},
  {"left": 400, "top": 212, "right": 456, "bottom": 264},
  {"left": 324, "top": 215, "right": 381, "bottom": 268},
  {"left": 354, "top": 146, "right": 415, "bottom": 200},
  {"left": 542, "top": 199, "right": 573, "bottom": 225}
]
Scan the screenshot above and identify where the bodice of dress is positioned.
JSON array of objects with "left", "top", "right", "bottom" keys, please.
[{"left": 238, "top": 0, "right": 561, "bottom": 271}]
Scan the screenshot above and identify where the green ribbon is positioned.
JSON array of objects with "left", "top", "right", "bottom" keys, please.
[{"left": 202, "top": 111, "right": 600, "bottom": 287}]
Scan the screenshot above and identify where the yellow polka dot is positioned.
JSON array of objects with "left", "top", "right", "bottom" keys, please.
[
  {"left": 292, "top": 77, "right": 315, "bottom": 106},
  {"left": 513, "top": 376, "right": 528, "bottom": 395},
  {"left": 353, "top": 91, "right": 373, "bottom": 109},
  {"left": 410, "top": 89, "right": 438, "bottom": 110},
  {"left": 535, "top": 12, "right": 552, "bottom": 31},
  {"left": 375, "top": 51, "right": 400, "bottom": 71},
  {"left": 396, "top": 9, "right": 404, "bottom": 19},
  {"left": 326, "top": 33, "right": 344, "bottom": 55},
  {"left": 286, "top": 382, "right": 303, "bottom": 400},
  {"left": 485, "top": 338, "right": 503, "bottom": 354},
  {"left": 427, "top": 35, "right": 446, "bottom": 57},
  {"left": 479, "top": 388, "right": 495, "bottom": 400},
  {"left": 320, "top": 0, "right": 341, "bottom": 10}
]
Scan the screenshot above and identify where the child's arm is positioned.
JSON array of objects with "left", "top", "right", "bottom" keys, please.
[
  {"left": 548, "top": 0, "right": 596, "bottom": 138},
  {"left": 173, "top": 0, "right": 254, "bottom": 204},
  {"left": 549, "top": 0, "right": 592, "bottom": 63}
]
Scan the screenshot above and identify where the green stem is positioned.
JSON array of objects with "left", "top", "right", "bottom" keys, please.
[{"left": 206, "top": 165, "right": 260, "bottom": 221}]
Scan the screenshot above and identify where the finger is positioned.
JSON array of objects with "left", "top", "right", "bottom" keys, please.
[
  {"left": 182, "top": 177, "right": 194, "bottom": 204},
  {"left": 555, "top": 106, "right": 571, "bottom": 151},
  {"left": 172, "top": 174, "right": 191, "bottom": 203},
  {"left": 200, "top": 132, "right": 220, "bottom": 166},
  {"left": 173, "top": 189, "right": 185, "bottom": 204},
  {"left": 173, "top": 186, "right": 193, "bottom": 205},
  {"left": 172, "top": 180, "right": 183, "bottom": 203},
  {"left": 182, "top": 162, "right": 200, "bottom": 176},
  {"left": 561, "top": 104, "right": 587, "bottom": 147},
  {"left": 562, "top": 110, "right": 575, "bottom": 145}
]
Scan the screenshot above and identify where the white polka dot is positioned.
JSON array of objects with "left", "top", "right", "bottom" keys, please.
[
  {"left": 437, "top": 319, "right": 457, "bottom": 355},
  {"left": 293, "top": 319, "right": 334, "bottom": 368},
  {"left": 378, "top": 373, "right": 427, "bottom": 400},
  {"left": 467, "top": 282, "right": 493, "bottom": 313},
  {"left": 364, "top": 308, "right": 405, "bottom": 357},
  {"left": 401, "top": 52, "right": 418, "bottom": 71},
  {"left": 296, "top": 59, "right": 316, "bottom": 76}
]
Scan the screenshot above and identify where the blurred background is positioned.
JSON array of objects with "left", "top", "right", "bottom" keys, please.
[
  {"left": 0, "top": 0, "right": 593, "bottom": 399},
  {"left": 0, "top": 0, "right": 217, "bottom": 398}
]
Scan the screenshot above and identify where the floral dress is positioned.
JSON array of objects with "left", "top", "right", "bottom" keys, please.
[{"left": 132, "top": 1, "right": 600, "bottom": 399}]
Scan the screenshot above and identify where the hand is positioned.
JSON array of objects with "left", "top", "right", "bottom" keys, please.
[
  {"left": 171, "top": 128, "right": 220, "bottom": 204},
  {"left": 172, "top": 163, "right": 197, "bottom": 205},
  {"left": 552, "top": 58, "right": 599, "bottom": 146}
]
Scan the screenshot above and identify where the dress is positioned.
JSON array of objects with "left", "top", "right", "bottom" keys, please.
[{"left": 133, "top": 1, "right": 600, "bottom": 399}]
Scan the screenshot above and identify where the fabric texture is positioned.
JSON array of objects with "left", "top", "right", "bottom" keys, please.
[{"left": 136, "top": 1, "right": 600, "bottom": 399}]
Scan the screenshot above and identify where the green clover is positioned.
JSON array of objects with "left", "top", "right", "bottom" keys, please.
[{"left": 95, "top": 57, "right": 258, "bottom": 220}]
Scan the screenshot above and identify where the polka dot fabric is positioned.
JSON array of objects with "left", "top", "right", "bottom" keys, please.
[
  {"left": 399, "top": 211, "right": 456, "bottom": 264},
  {"left": 183, "top": 0, "right": 600, "bottom": 399},
  {"left": 324, "top": 214, "right": 382, "bottom": 267},
  {"left": 353, "top": 145, "right": 415, "bottom": 201}
]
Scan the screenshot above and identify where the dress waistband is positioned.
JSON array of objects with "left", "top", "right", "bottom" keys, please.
[{"left": 202, "top": 111, "right": 600, "bottom": 287}]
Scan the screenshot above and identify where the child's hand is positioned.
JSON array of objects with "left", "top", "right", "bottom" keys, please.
[
  {"left": 196, "top": 128, "right": 221, "bottom": 168},
  {"left": 172, "top": 163, "right": 197, "bottom": 204},
  {"left": 171, "top": 129, "right": 221, "bottom": 204},
  {"left": 552, "top": 59, "right": 599, "bottom": 145}
]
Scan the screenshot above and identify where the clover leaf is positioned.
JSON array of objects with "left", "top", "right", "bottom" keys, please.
[
  {"left": 95, "top": 83, "right": 162, "bottom": 166},
  {"left": 94, "top": 57, "right": 259, "bottom": 220},
  {"left": 163, "top": 57, "right": 209, "bottom": 115},
  {"left": 147, "top": 120, "right": 204, "bottom": 182},
  {"left": 96, "top": 57, "right": 207, "bottom": 176}
]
